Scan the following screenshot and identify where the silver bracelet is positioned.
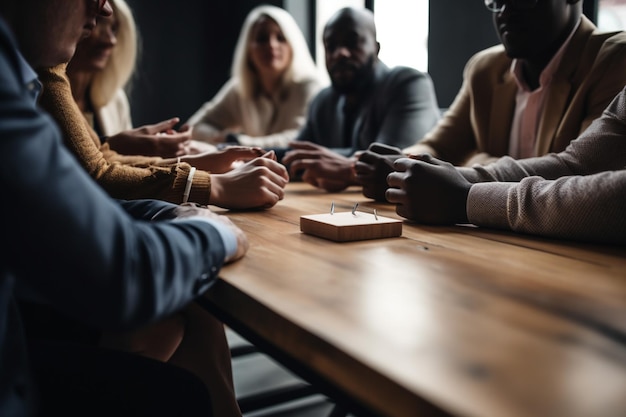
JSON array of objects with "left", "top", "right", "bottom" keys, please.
[{"left": 182, "top": 167, "right": 196, "bottom": 203}]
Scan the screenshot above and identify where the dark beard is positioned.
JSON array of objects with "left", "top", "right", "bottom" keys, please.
[{"left": 330, "top": 56, "right": 376, "bottom": 95}]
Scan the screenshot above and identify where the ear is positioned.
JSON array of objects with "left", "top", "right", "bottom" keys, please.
[{"left": 375, "top": 41, "right": 381, "bottom": 56}]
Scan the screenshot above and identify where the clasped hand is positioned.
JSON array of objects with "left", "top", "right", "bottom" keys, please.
[
  {"left": 209, "top": 150, "right": 290, "bottom": 210},
  {"left": 354, "top": 143, "right": 405, "bottom": 201},
  {"left": 386, "top": 154, "right": 471, "bottom": 225},
  {"left": 282, "top": 141, "right": 356, "bottom": 192}
]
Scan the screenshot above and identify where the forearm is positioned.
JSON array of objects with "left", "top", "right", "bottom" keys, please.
[
  {"left": 191, "top": 122, "right": 223, "bottom": 143},
  {"left": 4, "top": 114, "right": 224, "bottom": 330},
  {"left": 236, "top": 128, "right": 300, "bottom": 149},
  {"left": 467, "top": 171, "right": 626, "bottom": 244}
]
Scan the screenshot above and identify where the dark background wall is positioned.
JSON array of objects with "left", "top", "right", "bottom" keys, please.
[
  {"left": 124, "top": 0, "right": 599, "bottom": 126},
  {"left": 427, "top": 1, "right": 499, "bottom": 108}
]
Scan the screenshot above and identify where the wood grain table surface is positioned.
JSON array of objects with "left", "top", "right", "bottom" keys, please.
[{"left": 202, "top": 182, "right": 626, "bottom": 417}]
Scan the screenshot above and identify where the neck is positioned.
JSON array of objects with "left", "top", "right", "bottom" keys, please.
[
  {"left": 519, "top": 60, "right": 545, "bottom": 91},
  {"left": 66, "top": 68, "right": 94, "bottom": 112},
  {"left": 259, "top": 72, "right": 282, "bottom": 97},
  {"left": 519, "top": 16, "right": 580, "bottom": 91}
]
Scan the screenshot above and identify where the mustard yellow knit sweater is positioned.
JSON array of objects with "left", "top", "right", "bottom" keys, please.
[{"left": 37, "top": 64, "right": 211, "bottom": 205}]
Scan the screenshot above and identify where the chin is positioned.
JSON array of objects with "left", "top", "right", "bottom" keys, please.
[
  {"left": 331, "top": 81, "right": 354, "bottom": 95},
  {"left": 50, "top": 49, "right": 78, "bottom": 68}
]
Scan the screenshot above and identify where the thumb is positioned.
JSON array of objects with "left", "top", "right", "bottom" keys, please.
[
  {"left": 408, "top": 153, "right": 442, "bottom": 165},
  {"left": 368, "top": 143, "right": 402, "bottom": 155}
]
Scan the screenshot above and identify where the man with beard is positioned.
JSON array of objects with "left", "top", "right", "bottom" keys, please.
[
  {"left": 357, "top": 0, "right": 626, "bottom": 201},
  {"left": 281, "top": 7, "right": 441, "bottom": 192}
]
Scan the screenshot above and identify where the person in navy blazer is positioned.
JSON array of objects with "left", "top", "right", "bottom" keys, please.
[{"left": 0, "top": 1, "right": 247, "bottom": 416}]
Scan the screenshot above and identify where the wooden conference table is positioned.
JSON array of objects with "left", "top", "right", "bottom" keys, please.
[{"left": 201, "top": 182, "right": 626, "bottom": 417}]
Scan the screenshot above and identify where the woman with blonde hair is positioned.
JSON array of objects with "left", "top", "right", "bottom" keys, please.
[
  {"left": 186, "top": 4, "right": 323, "bottom": 149},
  {"left": 70, "top": 0, "right": 136, "bottom": 135},
  {"left": 67, "top": 0, "right": 199, "bottom": 157}
]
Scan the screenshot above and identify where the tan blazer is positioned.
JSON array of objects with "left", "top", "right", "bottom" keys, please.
[{"left": 405, "top": 17, "right": 626, "bottom": 166}]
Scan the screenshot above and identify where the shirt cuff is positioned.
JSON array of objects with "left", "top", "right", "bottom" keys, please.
[{"left": 175, "top": 216, "right": 238, "bottom": 260}]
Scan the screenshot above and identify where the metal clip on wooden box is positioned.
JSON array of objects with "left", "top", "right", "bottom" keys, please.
[{"left": 300, "top": 202, "right": 403, "bottom": 242}]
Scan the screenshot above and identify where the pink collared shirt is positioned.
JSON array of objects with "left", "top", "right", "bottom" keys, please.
[{"left": 507, "top": 19, "right": 580, "bottom": 159}]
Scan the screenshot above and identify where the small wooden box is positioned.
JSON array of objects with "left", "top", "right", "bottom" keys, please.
[{"left": 300, "top": 212, "right": 402, "bottom": 242}]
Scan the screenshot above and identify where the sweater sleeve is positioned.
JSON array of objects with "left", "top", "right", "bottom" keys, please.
[
  {"left": 467, "top": 171, "right": 626, "bottom": 244},
  {"left": 464, "top": 88, "right": 626, "bottom": 244},
  {"left": 37, "top": 64, "right": 211, "bottom": 205}
]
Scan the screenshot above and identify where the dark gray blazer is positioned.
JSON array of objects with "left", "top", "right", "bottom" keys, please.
[{"left": 295, "top": 61, "right": 441, "bottom": 156}]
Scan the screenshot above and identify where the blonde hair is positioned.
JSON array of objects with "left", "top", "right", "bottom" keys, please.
[
  {"left": 90, "top": 0, "right": 138, "bottom": 109},
  {"left": 231, "top": 5, "right": 319, "bottom": 101}
]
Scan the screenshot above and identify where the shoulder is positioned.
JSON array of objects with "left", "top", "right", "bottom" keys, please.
[
  {"left": 596, "top": 30, "right": 626, "bottom": 49},
  {"left": 464, "top": 44, "right": 509, "bottom": 72},
  {"left": 376, "top": 65, "right": 436, "bottom": 99},
  {"left": 289, "top": 77, "right": 324, "bottom": 97},
  {"left": 309, "top": 84, "right": 335, "bottom": 104},
  {"left": 574, "top": 17, "right": 626, "bottom": 59},
  {"left": 385, "top": 65, "right": 432, "bottom": 83},
  {"left": 306, "top": 84, "right": 338, "bottom": 116},
  {"left": 220, "top": 77, "right": 241, "bottom": 94},
  {"left": 209, "top": 77, "right": 242, "bottom": 104},
  {"left": 575, "top": 29, "right": 626, "bottom": 73}
]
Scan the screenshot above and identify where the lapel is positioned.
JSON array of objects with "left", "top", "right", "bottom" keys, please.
[
  {"left": 352, "top": 62, "right": 389, "bottom": 149},
  {"left": 535, "top": 17, "right": 595, "bottom": 155}
]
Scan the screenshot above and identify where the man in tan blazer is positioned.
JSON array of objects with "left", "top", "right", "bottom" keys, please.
[{"left": 357, "top": 0, "right": 626, "bottom": 201}]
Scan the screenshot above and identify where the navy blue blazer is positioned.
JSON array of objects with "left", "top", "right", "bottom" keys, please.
[{"left": 0, "top": 17, "right": 226, "bottom": 416}]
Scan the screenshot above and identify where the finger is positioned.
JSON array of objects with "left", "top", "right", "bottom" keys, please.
[
  {"left": 317, "top": 178, "right": 349, "bottom": 193},
  {"left": 147, "top": 117, "right": 180, "bottom": 134},
  {"left": 288, "top": 159, "right": 313, "bottom": 177},
  {"left": 368, "top": 143, "right": 403, "bottom": 155},
  {"left": 357, "top": 150, "right": 380, "bottom": 165},
  {"left": 161, "top": 133, "right": 191, "bottom": 143},
  {"left": 354, "top": 160, "right": 374, "bottom": 176},
  {"left": 385, "top": 188, "right": 405, "bottom": 205},
  {"left": 407, "top": 153, "right": 436, "bottom": 163},
  {"left": 386, "top": 171, "right": 405, "bottom": 188},
  {"left": 250, "top": 158, "right": 290, "bottom": 183},
  {"left": 393, "top": 157, "right": 418, "bottom": 171},
  {"left": 286, "top": 141, "right": 319, "bottom": 151},
  {"left": 261, "top": 150, "right": 277, "bottom": 161},
  {"left": 227, "top": 146, "right": 266, "bottom": 156},
  {"left": 226, "top": 147, "right": 267, "bottom": 161},
  {"left": 266, "top": 159, "right": 290, "bottom": 181},
  {"left": 300, "top": 168, "right": 320, "bottom": 188},
  {"left": 282, "top": 150, "right": 321, "bottom": 164},
  {"left": 259, "top": 190, "right": 282, "bottom": 208},
  {"left": 261, "top": 175, "right": 287, "bottom": 200}
]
